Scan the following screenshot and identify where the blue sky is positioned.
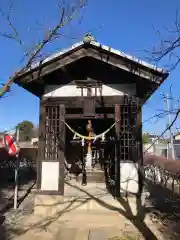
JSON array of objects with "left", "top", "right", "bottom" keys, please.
[{"left": 0, "top": 0, "right": 180, "bottom": 134}]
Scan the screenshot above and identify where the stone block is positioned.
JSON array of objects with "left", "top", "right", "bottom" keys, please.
[{"left": 88, "top": 229, "right": 108, "bottom": 240}]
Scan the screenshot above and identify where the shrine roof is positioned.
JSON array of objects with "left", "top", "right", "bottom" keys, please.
[
  {"left": 14, "top": 37, "right": 169, "bottom": 98},
  {"left": 28, "top": 40, "right": 167, "bottom": 75}
]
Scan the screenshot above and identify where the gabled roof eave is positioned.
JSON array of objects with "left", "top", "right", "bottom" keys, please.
[{"left": 22, "top": 40, "right": 168, "bottom": 78}]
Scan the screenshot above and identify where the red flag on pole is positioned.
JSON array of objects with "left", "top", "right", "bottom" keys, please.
[{"left": 4, "top": 131, "right": 19, "bottom": 156}]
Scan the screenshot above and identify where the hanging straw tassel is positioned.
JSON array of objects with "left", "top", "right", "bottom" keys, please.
[
  {"left": 102, "top": 133, "right": 105, "bottom": 142},
  {"left": 81, "top": 138, "right": 85, "bottom": 147}
]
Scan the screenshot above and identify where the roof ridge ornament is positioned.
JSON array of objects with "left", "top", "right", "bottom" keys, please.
[{"left": 83, "top": 33, "right": 96, "bottom": 44}]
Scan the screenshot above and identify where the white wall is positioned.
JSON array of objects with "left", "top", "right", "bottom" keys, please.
[
  {"left": 44, "top": 83, "right": 136, "bottom": 97},
  {"left": 120, "top": 162, "right": 139, "bottom": 194},
  {"left": 143, "top": 143, "right": 154, "bottom": 154},
  {"left": 175, "top": 135, "right": 180, "bottom": 140}
]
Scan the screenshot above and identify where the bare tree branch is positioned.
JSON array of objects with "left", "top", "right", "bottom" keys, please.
[
  {"left": 0, "top": 0, "right": 87, "bottom": 98},
  {"left": 142, "top": 10, "right": 180, "bottom": 155},
  {"left": 0, "top": 3, "right": 23, "bottom": 45},
  {"left": 147, "top": 9, "right": 180, "bottom": 72}
]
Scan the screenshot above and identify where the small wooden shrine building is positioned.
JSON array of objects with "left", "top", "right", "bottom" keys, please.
[{"left": 14, "top": 35, "right": 169, "bottom": 199}]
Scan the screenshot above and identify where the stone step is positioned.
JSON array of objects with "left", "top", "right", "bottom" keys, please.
[
  {"left": 34, "top": 195, "right": 138, "bottom": 217},
  {"left": 34, "top": 182, "right": 139, "bottom": 217},
  {"left": 72, "top": 170, "right": 105, "bottom": 183}
]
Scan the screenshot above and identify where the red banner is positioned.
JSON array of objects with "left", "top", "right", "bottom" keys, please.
[{"left": 4, "top": 134, "right": 19, "bottom": 156}]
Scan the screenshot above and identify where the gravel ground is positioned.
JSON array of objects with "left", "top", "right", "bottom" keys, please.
[
  {"left": 145, "top": 181, "right": 180, "bottom": 240},
  {"left": 0, "top": 181, "right": 35, "bottom": 213},
  {"left": 0, "top": 181, "right": 36, "bottom": 240}
]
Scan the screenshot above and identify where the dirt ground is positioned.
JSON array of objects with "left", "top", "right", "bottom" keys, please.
[{"left": 146, "top": 181, "right": 180, "bottom": 240}]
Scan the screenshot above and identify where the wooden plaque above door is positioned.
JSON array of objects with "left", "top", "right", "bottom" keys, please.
[{"left": 83, "top": 97, "right": 95, "bottom": 117}]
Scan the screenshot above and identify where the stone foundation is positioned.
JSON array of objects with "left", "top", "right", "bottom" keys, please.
[
  {"left": 34, "top": 182, "right": 141, "bottom": 217},
  {"left": 34, "top": 162, "right": 140, "bottom": 217}
]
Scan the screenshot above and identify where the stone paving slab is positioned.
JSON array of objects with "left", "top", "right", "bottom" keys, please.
[
  {"left": 11, "top": 226, "right": 141, "bottom": 240},
  {"left": 56, "top": 228, "right": 78, "bottom": 240},
  {"left": 7, "top": 210, "right": 165, "bottom": 240},
  {"left": 88, "top": 228, "right": 108, "bottom": 240}
]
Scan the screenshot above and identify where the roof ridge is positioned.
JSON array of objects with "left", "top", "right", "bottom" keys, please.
[{"left": 28, "top": 40, "right": 168, "bottom": 75}]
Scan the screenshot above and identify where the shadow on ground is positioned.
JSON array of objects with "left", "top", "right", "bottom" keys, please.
[
  {"left": 146, "top": 180, "right": 180, "bottom": 240},
  {"left": 0, "top": 165, "right": 36, "bottom": 240},
  {"left": 4, "top": 181, "right": 162, "bottom": 240},
  {"left": 0, "top": 187, "right": 10, "bottom": 240}
]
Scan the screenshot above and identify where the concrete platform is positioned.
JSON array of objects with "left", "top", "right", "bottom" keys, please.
[
  {"left": 9, "top": 181, "right": 164, "bottom": 240},
  {"left": 34, "top": 181, "right": 141, "bottom": 217}
]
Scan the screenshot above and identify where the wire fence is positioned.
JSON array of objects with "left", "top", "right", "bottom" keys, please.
[
  {"left": 0, "top": 147, "right": 37, "bottom": 186},
  {"left": 144, "top": 164, "right": 180, "bottom": 196}
]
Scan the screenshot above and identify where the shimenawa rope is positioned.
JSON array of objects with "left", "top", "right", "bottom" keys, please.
[{"left": 61, "top": 120, "right": 120, "bottom": 140}]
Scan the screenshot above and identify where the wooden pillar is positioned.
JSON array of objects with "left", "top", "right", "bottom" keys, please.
[
  {"left": 136, "top": 105, "right": 144, "bottom": 196},
  {"left": 137, "top": 106, "right": 143, "bottom": 165},
  {"left": 115, "top": 104, "right": 121, "bottom": 198},
  {"left": 58, "top": 104, "right": 65, "bottom": 194},
  {"left": 37, "top": 103, "right": 65, "bottom": 195},
  {"left": 37, "top": 99, "right": 45, "bottom": 190}
]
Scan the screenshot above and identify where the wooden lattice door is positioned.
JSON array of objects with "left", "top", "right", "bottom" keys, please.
[
  {"left": 110, "top": 97, "right": 141, "bottom": 197},
  {"left": 44, "top": 105, "right": 65, "bottom": 161},
  {"left": 37, "top": 103, "right": 65, "bottom": 194},
  {"left": 120, "top": 97, "right": 138, "bottom": 163}
]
